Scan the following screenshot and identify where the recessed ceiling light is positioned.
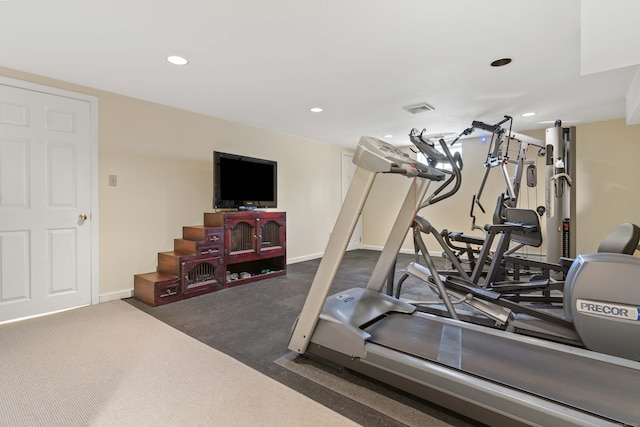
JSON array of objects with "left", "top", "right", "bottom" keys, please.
[
  {"left": 310, "top": 107, "right": 323, "bottom": 113},
  {"left": 490, "top": 58, "right": 512, "bottom": 67},
  {"left": 167, "top": 55, "right": 188, "bottom": 65},
  {"left": 383, "top": 134, "right": 393, "bottom": 138},
  {"left": 521, "top": 112, "right": 536, "bottom": 117}
]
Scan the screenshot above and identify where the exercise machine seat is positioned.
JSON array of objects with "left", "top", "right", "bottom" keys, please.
[
  {"left": 503, "top": 208, "right": 542, "bottom": 248},
  {"left": 596, "top": 222, "right": 640, "bottom": 255},
  {"left": 445, "top": 195, "right": 511, "bottom": 247}
]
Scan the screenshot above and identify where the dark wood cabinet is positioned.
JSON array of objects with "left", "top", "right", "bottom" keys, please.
[
  {"left": 133, "top": 211, "right": 286, "bottom": 306},
  {"left": 204, "top": 211, "right": 286, "bottom": 286},
  {"left": 133, "top": 272, "right": 182, "bottom": 306},
  {"left": 181, "top": 255, "right": 224, "bottom": 296},
  {"left": 176, "top": 226, "right": 224, "bottom": 257}
]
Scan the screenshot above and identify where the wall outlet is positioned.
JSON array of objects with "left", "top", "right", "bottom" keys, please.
[{"left": 108, "top": 175, "right": 117, "bottom": 187}]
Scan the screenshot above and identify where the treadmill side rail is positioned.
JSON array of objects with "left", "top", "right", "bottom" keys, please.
[{"left": 361, "top": 343, "right": 624, "bottom": 427}]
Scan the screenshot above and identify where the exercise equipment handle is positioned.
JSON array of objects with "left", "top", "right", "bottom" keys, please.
[
  {"left": 471, "top": 115, "right": 512, "bottom": 134},
  {"left": 422, "top": 139, "right": 463, "bottom": 207}
]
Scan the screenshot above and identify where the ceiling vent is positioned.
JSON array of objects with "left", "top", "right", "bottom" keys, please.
[{"left": 403, "top": 102, "right": 435, "bottom": 114}]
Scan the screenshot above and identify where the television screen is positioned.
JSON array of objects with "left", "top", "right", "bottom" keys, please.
[{"left": 213, "top": 151, "right": 277, "bottom": 210}]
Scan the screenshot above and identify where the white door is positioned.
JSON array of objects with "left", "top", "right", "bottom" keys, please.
[
  {"left": 0, "top": 82, "right": 94, "bottom": 323},
  {"left": 342, "top": 152, "right": 362, "bottom": 250}
]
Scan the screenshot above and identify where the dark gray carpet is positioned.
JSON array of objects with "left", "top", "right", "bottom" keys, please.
[{"left": 126, "top": 250, "right": 483, "bottom": 427}]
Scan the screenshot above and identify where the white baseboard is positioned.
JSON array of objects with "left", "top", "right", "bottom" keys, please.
[
  {"left": 346, "top": 242, "right": 363, "bottom": 252},
  {"left": 99, "top": 289, "right": 133, "bottom": 303},
  {"left": 288, "top": 244, "right": 383, "bottom": 265},
  {"left": 361, "top": 244, "right": 383, "bottom": 252},
  {"left": 363, "top": 244, "right": 414, "bottom": 254},
  {"left": 287, "top": 253, "right": 324, "bottom": 264},
  {"left": 361, "top": 245, "right": 442, "bottom": 257}
]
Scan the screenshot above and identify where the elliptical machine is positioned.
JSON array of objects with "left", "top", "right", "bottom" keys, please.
[{"left": 397, "top": 125, "right": 640, "bottom": 360}]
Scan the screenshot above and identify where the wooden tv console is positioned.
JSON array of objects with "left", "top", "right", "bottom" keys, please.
[{"left": 134, "top": 211, "right": 286, "bottom": 306}]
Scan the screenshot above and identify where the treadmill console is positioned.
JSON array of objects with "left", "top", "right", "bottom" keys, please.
[{"left": 353, "top": 136, "right": 444, "bottom": 180}]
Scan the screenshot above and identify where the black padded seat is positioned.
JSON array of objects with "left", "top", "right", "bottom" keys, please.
[
  {"left": 503, "top": 208, "right": 543, "bottom": 248},
  {"left": 597, "top": 223, "right": 640, "bottom": 255}
]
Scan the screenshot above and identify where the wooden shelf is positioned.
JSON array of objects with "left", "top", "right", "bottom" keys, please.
[
  {"left": 133, "top": 211, "right": 286, "bottom": 306},
  {"left": 204, "top": 211, "right": 287, "bottom": 287}
]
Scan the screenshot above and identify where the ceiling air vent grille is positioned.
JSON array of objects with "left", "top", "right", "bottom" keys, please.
[{"left": 403, "top": 103, "right": 435, "bottom": 114}]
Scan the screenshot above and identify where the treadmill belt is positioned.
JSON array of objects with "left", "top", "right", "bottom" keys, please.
[{"left": 365, "top": 312, "right": 639, "bottom": 424}]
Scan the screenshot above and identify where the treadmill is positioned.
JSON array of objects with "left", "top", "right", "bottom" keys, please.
[{"left": 288, "top": 136, "right": 640, "bottom": 426}]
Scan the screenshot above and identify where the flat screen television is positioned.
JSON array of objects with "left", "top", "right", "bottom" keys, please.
[{"left": 213, "top": 151, "right": 277, "bottom": 210}]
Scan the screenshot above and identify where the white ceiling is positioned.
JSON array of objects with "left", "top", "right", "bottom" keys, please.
[{"left": 1, "top": 0, "right": 639, "bottom": 148}]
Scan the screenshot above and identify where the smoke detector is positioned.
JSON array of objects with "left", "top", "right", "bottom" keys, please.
[{"left": 403, "top": 103, "right": 435, "bottom": 114}]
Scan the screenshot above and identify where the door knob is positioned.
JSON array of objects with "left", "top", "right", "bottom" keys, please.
[{"left": 79, "top": 213, "right": 88, "bottom": 221}]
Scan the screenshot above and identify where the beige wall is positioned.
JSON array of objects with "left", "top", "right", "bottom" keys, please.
[
  {"left": 364, "top": 119, "right": 640, "bottom": 258},
  {"left": 1, "top": 67, "right": 344, "bottom": 299}
]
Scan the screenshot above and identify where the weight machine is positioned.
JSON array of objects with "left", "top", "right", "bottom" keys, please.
[
  {"left": 413, "top": 117, "right": 547, "bottom": 278},
  {"left": 434, "top": 117, "right": 575, "bottom": 281},
  {"left": 469, "top": 116, "right": 545, "bottom": 231}
]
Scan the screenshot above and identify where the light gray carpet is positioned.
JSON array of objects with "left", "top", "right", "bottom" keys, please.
[{"left": 0, "top": 300, "right": 359, "bottom": 427}]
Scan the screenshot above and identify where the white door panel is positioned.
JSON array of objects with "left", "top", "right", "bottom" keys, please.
[
  {"left": 0, "top": 83, "right": 93, "bottom": 322},
  {"left": 0, "top": 230, "right": 30, "bottom": 301}
]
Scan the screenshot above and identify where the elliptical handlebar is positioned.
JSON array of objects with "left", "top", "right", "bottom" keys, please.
[
  {"left": 408, "top": 128, "right": 465, "bottom": 209},
  {"left": 421, "top": 139, "right": 463, "bottom": 208},
  {"left": 409, "top": 128, "right": 449, "bottom": 165}
]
